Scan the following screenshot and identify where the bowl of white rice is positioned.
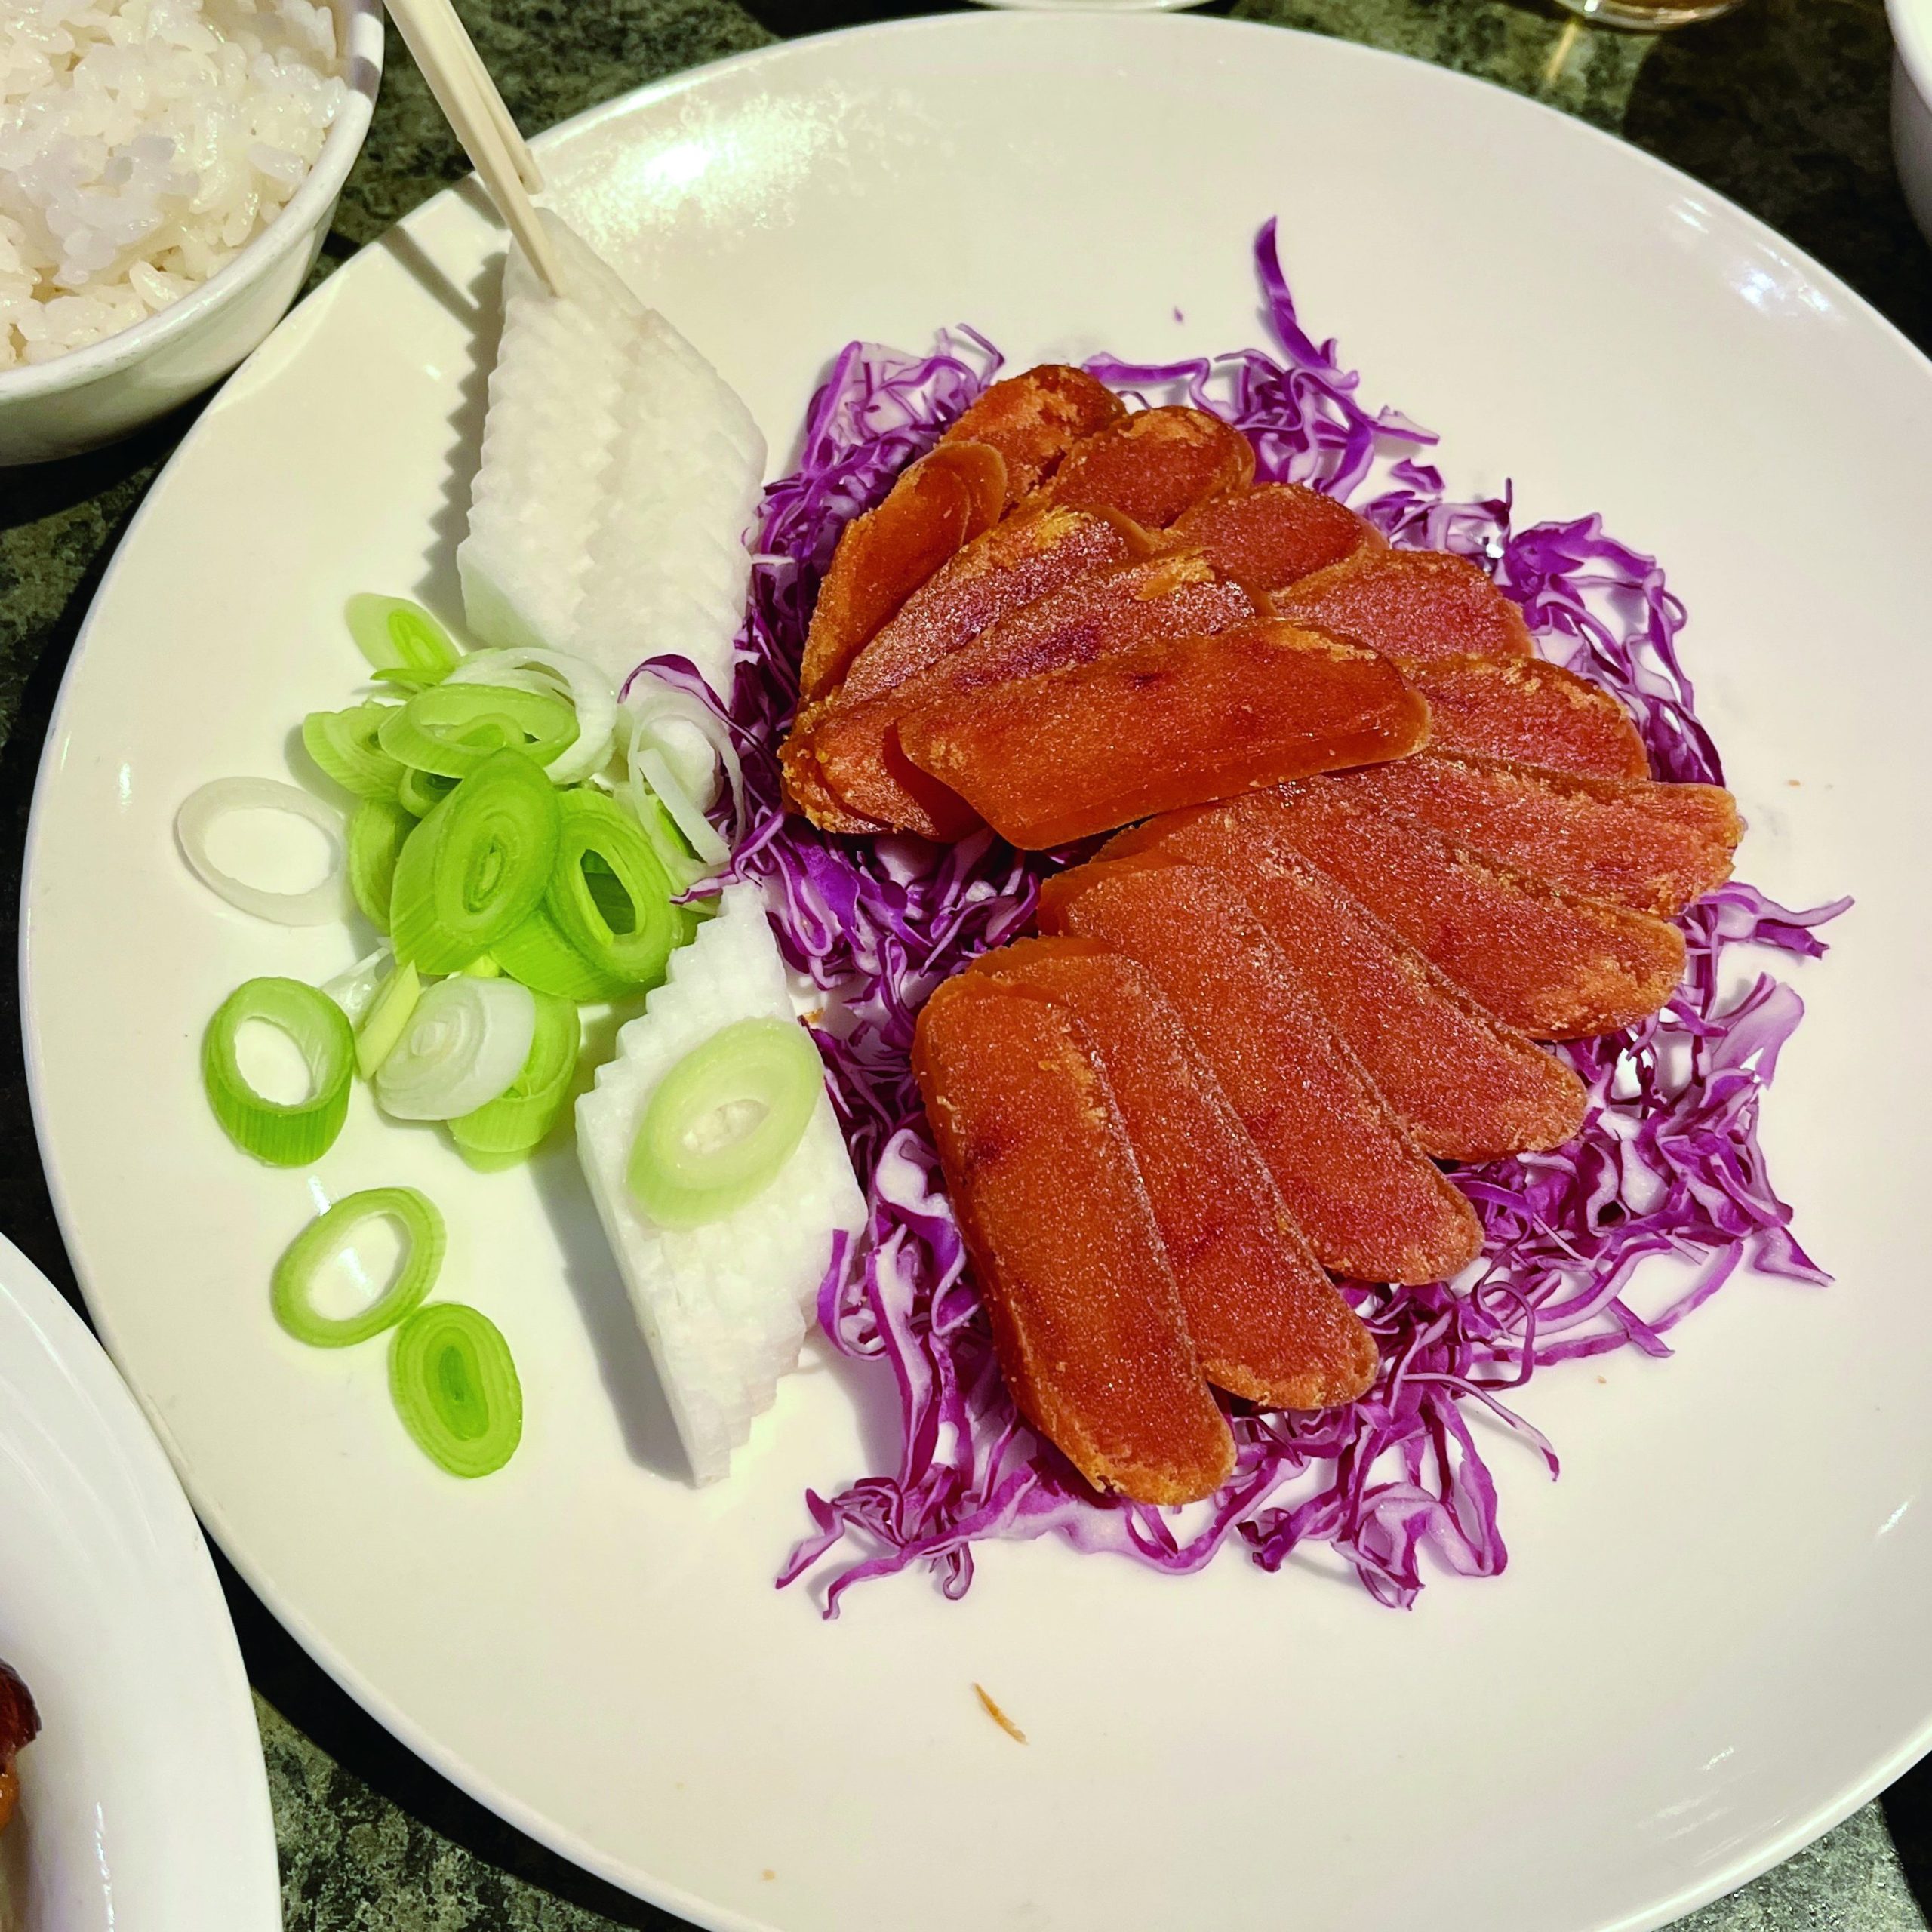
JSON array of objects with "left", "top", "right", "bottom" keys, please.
[{"left": 0, "top": 0, "right": 381, "bottom": 466}]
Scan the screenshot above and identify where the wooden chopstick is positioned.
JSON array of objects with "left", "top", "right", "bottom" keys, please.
[{"left": 383, "top": 0, "right": 562, "bottom": 294}]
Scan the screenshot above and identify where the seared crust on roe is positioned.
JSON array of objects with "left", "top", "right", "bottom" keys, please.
[
  {"left": 913, "top": 975, "right": 1235, "bottom": 1504},
  {"left": 1101, "top": 809, "right": 1588, "bottom": 1161},
  {"left": 939, "top": 364, "right": 1127, "bottom": 505},
  {"left": 798, "top": 441, "right": 1007, "bottom": 702},
  {"left": 1038, "top": 856, "right": 1484, "bottom": 1285},
  {"left": 968, "top": 938, "right": 1377, "bottom": 1409}
]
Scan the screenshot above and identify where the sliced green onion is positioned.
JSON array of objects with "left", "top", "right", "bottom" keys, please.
[
  {"left": 272, "top": 1187, "right": 445, "bottom": 1348},
  {"left": 321, "top": 945, "right": 392, "bottom": 1026},
  {"left": 546, "top": 788, "right": 690, "bottom": 995},
  {"left": 461, "top": 953, "right": 502, "bottom": 979},
  {"left": 303, "top": 705, "right": 407, "bottom": 801},
  {"left": 635, "top": 744, "right": 730, "bottom": 868},
  {"left": 202, "top": 977, "right": 355, "bottom": 1166},
  {"left": 389, "top": 1303, "right": 522, "bottom": 1478},
  {"left": 346, "top": 594, "right": 460, "bottom": 686},
  {"left": 348, "top": 797, "right": 414, "bottom": 932},
  {"left": 626, "top": 1016, "right": 823, "bottom": 1229},
  {"left": 627, "top": 786, "right": 710, "bottom": 895},
  {"left": 377, "top": 683, "right": 578, "bottom": 780},
  {"left": 491, "top": 903, "right": 630, "bottom": 1001},
  {"left": 389, "top": 749, "right": 560, "bottom": 974},
  {"left": 355, "top": 958, "right": 421, "bottom": 1081},
  {"left": 374, "top": 974, "right": 536, "bottom": 1121},
  {"left": 445, "top": 647, "right": 616, "bottom": 786},
  {"left": 176, "top": 777, "right": 350, "bottom": 927},
  {"left": 450, "top": 993, "right": 579, "bottom": 1168},
  {"left": 397, "top": 767, "right": 457, "bottom": 818}
]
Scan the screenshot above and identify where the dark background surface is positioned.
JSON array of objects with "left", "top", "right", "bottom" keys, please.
[{"left": 2, "top": 0, "right": 1929, "bottom": 1924}]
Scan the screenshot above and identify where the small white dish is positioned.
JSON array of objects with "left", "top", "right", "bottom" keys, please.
[
  {"left": 1890, "top": 0, "right": 1932, "bottom": 242},
  {"left": 0, "top": 0, "right": 383, "bottom": 468},
  {"left": 0, "top": 1232, "right": 279, "bottom": 1930}
]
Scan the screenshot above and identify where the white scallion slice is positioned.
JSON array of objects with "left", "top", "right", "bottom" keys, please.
[
  {"left": 626, "top": 1016, "right": 823, "bottom": 1229},
  {"left": 447, "top": 646, "right": 617, "bottom": 786},
  {"left": 176, "top": 778, "right": 349, "bottom": 927},
  {"left": 355, "top": 960, "right": 423, "bottom": 1081},
  {"left": 321, "top": 945, "right": 394, "bottom": 1025},
  {"left": 636, "top": 745, "right": 730, "bottom": 867},
  {"left": 272, "top": 1187, "right": 445, "bottom": 1348},
  {"left": 374, "top": 974, "right": 536, "bottom": 1121}
]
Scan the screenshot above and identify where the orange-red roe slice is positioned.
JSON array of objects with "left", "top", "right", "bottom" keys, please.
[
  {"left": 913, "top": 974, "right": 1234, "bottom": 1504},
  {"left": 968, "top": 937, "right": 1377, "bottom": 1408},
  {"left": 1276, "top": 548, "right": 1534, "bottom": 666},
  {"left": 1217, "top": 786, "right": 1686, "bottom": 1039},
  {"left": 777, "top": 706, "right": 886, "bottom": 834},
  {"left": 798, "top": 443, "right": 1007, "bottom": 702},
  {"left": 838, "top": 506, "right": 1151, "bottom": 708},
  {"left": 1322, "top": 754, "right": 1740, "bottom": 916},
  {"left": 1036, "top": 857, "right": 1483, "bottom": 1284},
  {"left": 813, "top": 554, "right": 1259, "bottom": 838},
  {"left": 1166, "top": 483, "right": 1380, "bottom": 592},
  {"left": 898, "top": 620, "right": 1430, "bottom": 849},
  {"left": 940, "top": 365, "right": 1127, "bottom": 506},
  {"left": 1100, "top": 814, "right": 1586, "bottom": 1160},
  {"left": 1036, "top": 407, "right": 1256, "bottom": 528},
  {"left": 1405, "top": 654, "right": 1650, "bottom": 780}
]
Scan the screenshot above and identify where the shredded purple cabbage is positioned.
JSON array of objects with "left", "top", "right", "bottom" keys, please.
[{"left": 724, "top": 220, "right": 1847, "bottom": 1614}]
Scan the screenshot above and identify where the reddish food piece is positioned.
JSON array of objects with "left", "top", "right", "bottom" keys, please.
[
  {"left": 798, "top": 442, "right": 1008, "bottom": 701},
  {"left": 968, "top": 938, "right": 1377, "bottom": 1407},
  {"left": 0, "top": 1658, "right": 38, "bottom": 1835},
  {"left": 1324, "top": 754, "right": 1741, "bottom": 915},
  {"left": 1213, "top": 786, "right": 1686, "bottom": 1039},
  {"left": 1036, "top": 406, "right": 1256, "bottom": 529},
  {"left": 838, "top": 506, "right": 1152, "bottom": 708},
  {"left": 1102, "top": 814, "right": 1586, "bottom": 1160},
  {"left": 1166, "top": 483, "right": 1380, "bottom": 592},
  {"left": 940, "top": 364, "right": 1127, "bottom": 505},
  {"left": 1276, "top": 547, "right": 1534, "bottom": 666},
  {"left": 1407, "top": 654, "right": 1649, "bottom": 780},
  {"left": 1037, "top": 857, "right": 1483, "bottom": 1284},
  {"left": 812, "top": 553, "right": 1260, "bottom": 838},
  {"left": 777, "top": 706, "right": 887, "bottom": 834},
  {"left": 913, "top": 975, "right": 1234, "bottom": 1503},
  {"left": 899, "top": 619, "right": 1431, "bottom": 849}
]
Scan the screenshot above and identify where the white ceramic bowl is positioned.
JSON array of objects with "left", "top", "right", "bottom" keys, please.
[
  {"left": 0, "top": 0, "right": 382, "bottom": 469},
  {"left": 1890, "top": 0, "right": 1932, "bottom": 243}
]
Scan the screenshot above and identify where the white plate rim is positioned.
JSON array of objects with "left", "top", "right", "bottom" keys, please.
[
  {"left": 20, "top": 17, "right": 1932, "bottom": 1932},
  {"left": 0, "top": 1229, "right": 282, "bottom": 1929}
]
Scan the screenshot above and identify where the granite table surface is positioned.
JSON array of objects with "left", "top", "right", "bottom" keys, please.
[{"left": 2, "top": 0, "right": 1927, "bottom": 1924}]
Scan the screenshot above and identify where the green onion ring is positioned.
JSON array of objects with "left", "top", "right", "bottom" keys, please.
[
  {"left": 202, "top": 977, "right": 355, "bottom": 1166},
  {"left": 272, "top": 1187, "right": 445, "bottom": 1348},
  {"left": 627, "top": 1016, "right": 823, "bottom": 1229},
  {"left": 348, "top": 797, "right": 414, "bottom": 932},
  {"left": 451, "top": 992, "right": 579, "bottom": 1168},
  {"left": 545, "top": 789, "right": 690, "bottom": 995},
  {"left": 346, "top": 594, "right": 460, "bottom": 686},
  {"left": 397, "top": 767, "right": 456, "bottom": 818},
  {"left": 377, "top": 683, "right": 578, "bottom": 780},
  {"left": 303, "top": 705, "right": 407, "bottom": 801},
  {"left": 389, "top": 1303, "right": 523, "bottom": 1478}
]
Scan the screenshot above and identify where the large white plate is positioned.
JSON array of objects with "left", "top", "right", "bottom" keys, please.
[
  {"left": 0, "top": 1234, "right": 279, "bottom": 1930},
  {"left": 20, "top": 15, "right": 1930, "bottom": 1931}
]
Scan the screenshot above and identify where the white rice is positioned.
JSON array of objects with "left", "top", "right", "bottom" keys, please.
[{"left": 0, "top": 0, "right": 343, "bottom": 368}]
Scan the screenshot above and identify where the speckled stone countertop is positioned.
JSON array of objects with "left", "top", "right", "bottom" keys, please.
[{"left": 3, "top": 0, "right": 1930, "bottom": 1927}]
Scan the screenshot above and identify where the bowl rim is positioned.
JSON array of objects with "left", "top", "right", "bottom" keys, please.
[
  {"left": 0, "top": 0, "right": 384, "bottom": 402},
  {"left": 1890, "top": 0, "right": 1932, "bottom": 109}
]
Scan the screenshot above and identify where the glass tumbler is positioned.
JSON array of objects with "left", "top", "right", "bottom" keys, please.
[{"left": 1552, "top": 0, "right": 1743, "bottom": 26}]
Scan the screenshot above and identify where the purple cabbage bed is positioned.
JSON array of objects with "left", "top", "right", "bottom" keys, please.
[{"left": 714, "top": 219, "right": 1847, "bottom": 1614}]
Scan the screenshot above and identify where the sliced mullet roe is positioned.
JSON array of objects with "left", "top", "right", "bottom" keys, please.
[
  {"left": 837, "top": 506, "right": 1152, "bottom": 706},
  {"left": 1276, "top": 548, "right": 1534, "bottom": 666},
  {"left": 1322, "top": 754, "right": 1741, "bottom": 915},
  {"left": 1406, "top": 654, "right": 1649, "bottom": 780},
  {"left": 1101, "top": 814, "right": 1586, "bottom": 1160},
  {"left": 812, "top": 553, "right": 1259, "bottom": 838},
  {"left": 1036, "top": 406, "right": 1256, "bottom": 529},
  {"left": 898, "top": 620, "right": 1430, "bottom": 849},
  {"left": 1036, "top": 857, "right": 1483, "bottom": 1285},
  {"left": 798, "top": 442, "right": 1008, "bottom": 700},
  {"left": 939, "top": 364, "right": 1127, "bottom": 506},
  {"left": 968, "top": 938, "right": 1377, "bottom": 1408},
  {"left": 777, "top": 706, "right": 886, "bottom": 833},
  {"left": 1167, "top": 483, "right": 1379, "bottom": 593},
  {"left": 1222, "top": 786, "right": 1686, "bottom": 1039},
  {"left": 913, "top": 975, "right": 1234, "bottom": 1504}
]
